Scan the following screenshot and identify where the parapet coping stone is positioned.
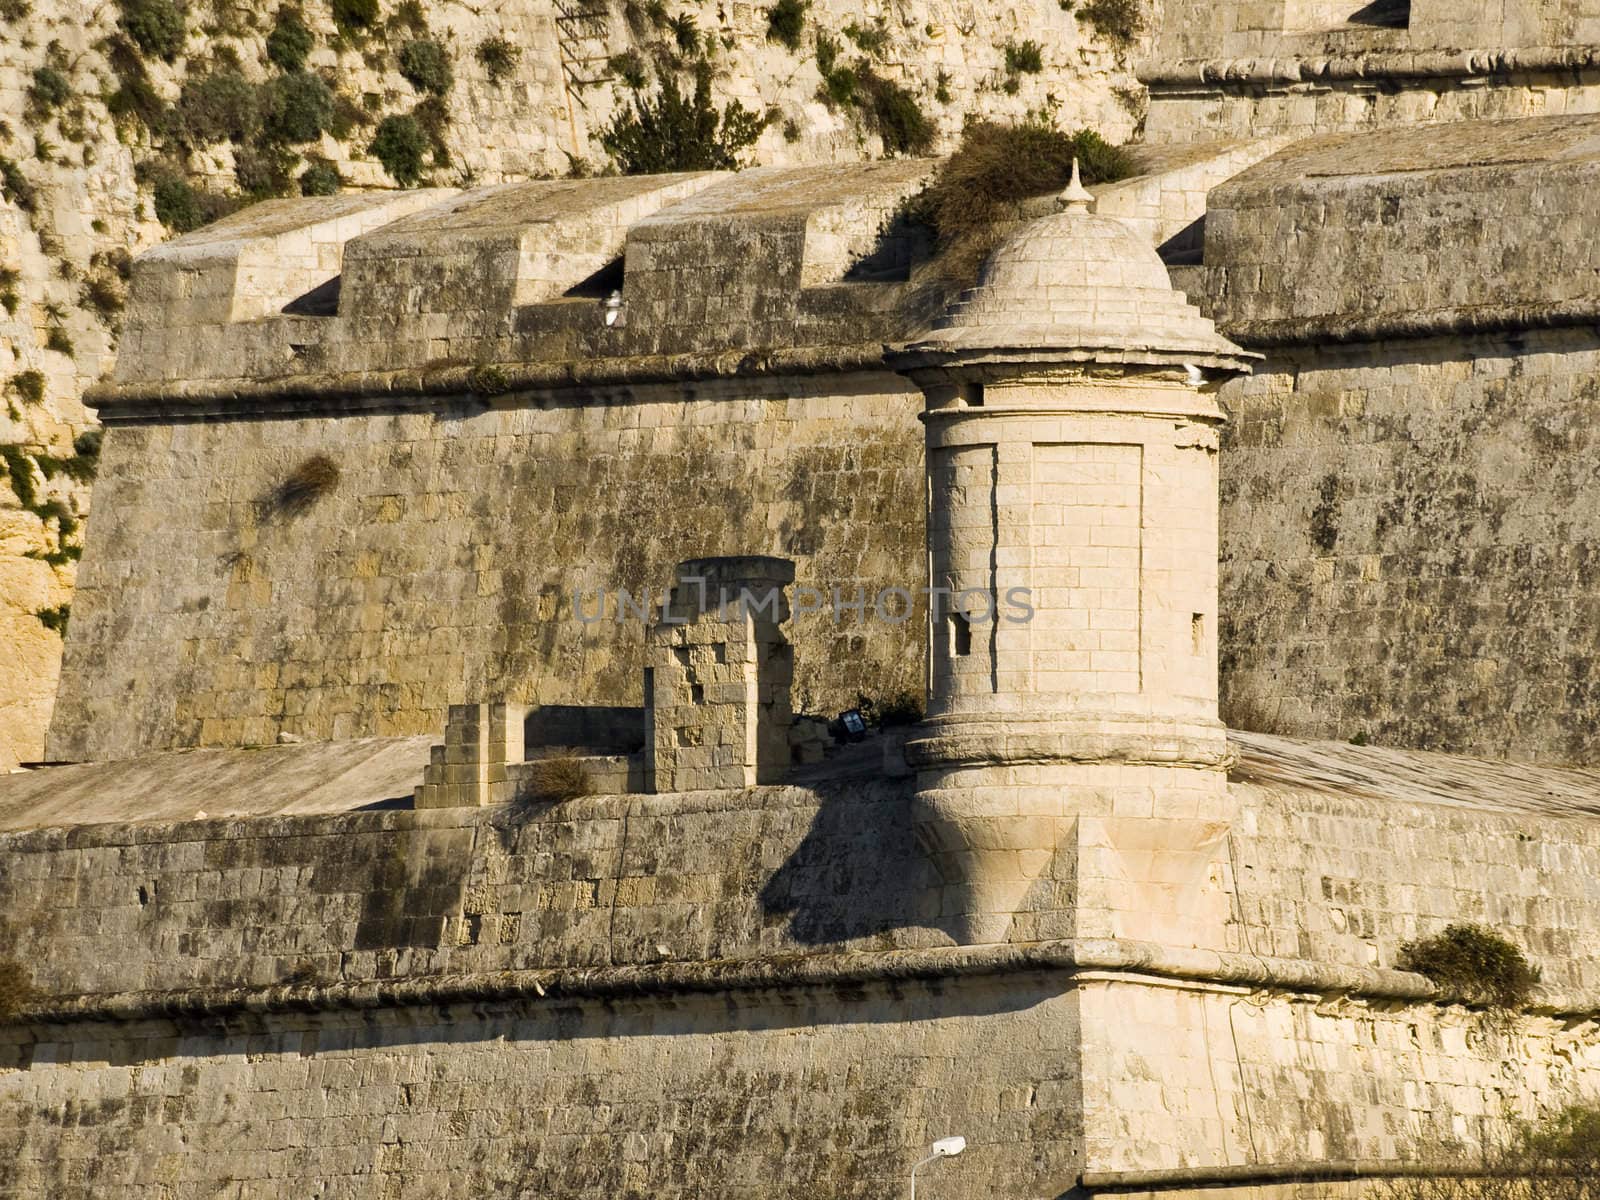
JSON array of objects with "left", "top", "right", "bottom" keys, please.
[
  {"left": 9, "top": 936, "right": 1594, "bottom": 1030},
  {"left": 1142, "top": 43, "right": 1600, "bottom": 87}
]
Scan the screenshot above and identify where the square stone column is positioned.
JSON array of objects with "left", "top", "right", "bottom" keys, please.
[
  {"left": 644, "top": 557, "right": 795, "bottom": 793},
  {"left": 414, "top": 701, "right": 527, "bottom": 808}
]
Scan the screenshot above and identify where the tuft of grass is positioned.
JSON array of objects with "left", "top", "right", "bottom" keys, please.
[
  {"left": 388, "top": 0, "right": 425, "bottom": 32},
  {"left": 266, "top": 9, "right": 315, "bottom": 71},
  {"left": 600, "top": 60, "right": 768, "bottom": 174},
  {"left": 0, "top": 959, "right": 36, "bottom": 1020},
  {"left": 842, "top": 19, "right": 888, "bottom": 55},
  {"left": 10, "top": 371, "right": 46, "bottom": 406},
  {"left": 369, "top": 112, "right": 428, "bottom": 184},
  {"left": 666, "top": 11, "right": 697, "bottom": 54},
  {"left": 398, "top": 38, "right": 452, "bottom": 95},
  {"left": 909, "top": 119, "right": 1135, "bottom": 285},
  {"left": 0, "top": 157, "right": 37, "bottom": 213},
  {"left": 1398, "top": 923, "right": 1540, "bottom": 1009},
  {"left": 1004, "top": 38, "right": 1044, "bottom": 74},
  {"left": 475, "top": 36, "right": 520, "bottom": 85},
  {"left": 45, "top": 326, "right": 73, "bottom": 357},
  {"left": 271, "top": 454, "right": 340, "bottom": 515},
  {"left": 608, "top": 49, "right": 648, "bottom": 90},
  {"left": 36, "top": 604, "right": 70, "bottom": 633},
  {"left": 814, "top": 32, "right": 857, "bottom": 107},
  {"left": 1077, "top": 0, "right": 1143, "bottom": 44},
  {"left": 118, "top": 0, "right": 187, "bottom": 60},
  {"left": 29, "top": 66, "right": 72, "bottom": 113},
  {"left": 522, "top": 755, "right": 593, "bottom": 804},
  {"left": 765, "top": 0, "right": 806, "bottom": 50},
  {"left": 468, "top": 363, "right": 509, "bottom": 395}
]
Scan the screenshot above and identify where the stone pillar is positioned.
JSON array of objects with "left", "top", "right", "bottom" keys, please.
[
  {"left": 644, "top": 556, "right": 795, "bottom": 793},
  {"left": 888, "top": 169, "right": 1258, "bottom": 946},
  {"left": 414, "top": 701, "right": 527, "bottom": 808}
]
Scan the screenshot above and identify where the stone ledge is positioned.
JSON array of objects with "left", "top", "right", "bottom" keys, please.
[
  {"left": 83, "top": 343, "right": 894, "bottom": 422},
  {"left": 1142, "top": 45, "right": 1600, "bottom": 88},
  {"left": 14, "top": 937, "right": 1591, "bottom": 1030},
  {"left": 1219, "top": 298, "right": 1600, "bottom": 349},
  {"left": 1080, "top": 1159, "right": 1535, "bottom": 1194}
]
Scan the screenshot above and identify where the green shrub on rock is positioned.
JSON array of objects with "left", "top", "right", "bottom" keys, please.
[
  {"left": 766, "top": 0, "right": 806, "bottom": 50},
  {"left": 369, "top": 113, "right": 427, "bottom": 184},
  {"left": 398, "top": 39, "right": 453, "bottom": 95},
  {"left": 235, "top": 142, "right": 296, "bottom": 196},
  {"left": 118, "top": 0, "right": 187, "bottom": 60},
  {"left": 858, "top": 71, "right": 932, "bottom": 156},
  {"left": 331, "top": 0, "right": 378, "bottom": 34},
  {"left": 475, "top": 36, "right": 520, "bottom": 84},
  {"left": 29, "top": 67, "right": 72, "bottom": 113},
  {"left": 266, "top": 9, "right": 315, "bottom": 71},
  {"left": 298, "top": 158, "right": 341, "bottom": 194},
  {"left": 600, "top": 61, "right": 768, "bottom": 174},
  {"left": 261, "top": 71, "right": 333, "bottom": 143},
  {"left": 177, "top": 69, "right": 259, "bottom": 143}
]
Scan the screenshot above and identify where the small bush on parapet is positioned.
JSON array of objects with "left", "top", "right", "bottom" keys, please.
[
  {"left": 1380, "top": 1102, "right": 1600, "bottom": 1200},
  {"left": 906, "top": 118, "right": 1135, "bottom": 286},
  {"left": 857, "top": 690, "right": 924, "bottom": 729},
  {"left": 261, "top": 71, "right": 334, "bottom": 144},
  {"left": 1398, "top": 923, "right": 1540, "bottom": 1009},
  {"left": 0, "top": 959, "right": 36, "bottom": 1021},
  {"left": 270, "top": 454, "right": 340, "bottom": 516},
  {"left": 766, "top": 0, "right": 807, "bottom": 50},
  {"left": 600, "top": 60, "right": 768, "bottom": 174},
  {"left": 476, "top": 36, "right": 521, "bottom": 85},
  {"left": 1003, "top": 38, "right": 1044, "bottom": 75},
  {"left": 523, "top": 756, "right": 593, "bottom": 805},
  {"left": 299, "top": 158, "right": 341, "bottom": 195}
]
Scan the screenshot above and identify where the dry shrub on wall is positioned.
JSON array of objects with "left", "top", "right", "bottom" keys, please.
[
  {"left": 0, "top": 959, "right": 36, "bottom": 1021},
  {"left": 523, "top": 756, "right": 593, "bottom": 804},
  {"left": 1381, "top": 1104, "right": 1600, "bottom": 1200},
  {"left": 909, "top": 119, "right": 1135, "bottom": 286},
  {"left": 1397, "top": 923, "right": 1540, "bottom": 1009},
  {"left": 270, "top": 454, "right": 340, "bottom": 516}
]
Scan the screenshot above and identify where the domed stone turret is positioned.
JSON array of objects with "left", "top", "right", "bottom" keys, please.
[
  {"left": 887, "top": 164, "right": 1259, "bottom": 948},
  {"left": 906, "top": 162, "right": 1247, "bottom": 367}
]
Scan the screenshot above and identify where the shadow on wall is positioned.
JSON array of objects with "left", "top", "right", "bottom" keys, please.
[{"left": 760, "top": 785, "right": 955, "bottom": 946}]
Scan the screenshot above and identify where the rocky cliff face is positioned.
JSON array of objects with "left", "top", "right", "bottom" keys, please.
[{"left": 0, "top": 0, "right": 1144, "bottom": 768}]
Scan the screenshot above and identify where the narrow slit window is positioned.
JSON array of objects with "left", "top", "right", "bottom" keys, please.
[
  {"left": 1191, "top": 613, "right": 1205, "bottom": 655},
  {"left": 949, "top": 612, "right": 972, "bottom": 657}
]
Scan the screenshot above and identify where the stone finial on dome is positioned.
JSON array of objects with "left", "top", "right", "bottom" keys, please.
[{"left": 1058, "top": 158, "right": 1094, "bottom": 214}]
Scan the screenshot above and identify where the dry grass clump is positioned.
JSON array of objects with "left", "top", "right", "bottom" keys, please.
[
  {"left": 271, "top": 454, "right": 341, "bottom": 516},
  {"left": 1382, "top": 1103, "right": 1600, "bottom": 1200},
  {"left": 0, "top": 959, "right": 37, "bottom": 1021},
  {"left": 910, "top": 120, "right": 1135, "bottom": 286},
  {"left": 524, "top": 755, "right": 593, "bottom": 804}
]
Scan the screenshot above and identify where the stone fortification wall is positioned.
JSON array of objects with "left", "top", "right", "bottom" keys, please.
[
  {"left": 1216, "top": 330, "right": 1600, "bottom": 764},
  {"left": 6, "top": 771, "right": 1600, "bottom": 1196},
  {"left": 5, "top": 770, "right": 1600, "bottom": 1006},
  {"left": 48, "top": 376, "right": 926, "bottom": 763},
  {"left": 1195, "top": 116, "right": 1600, "bottom": 763},
  {"left": 0, "top": 0, "right": 1143, "bottom": 771},
  {"left": 1143, "top": 0, "right": 1600, "bottom": 143}
]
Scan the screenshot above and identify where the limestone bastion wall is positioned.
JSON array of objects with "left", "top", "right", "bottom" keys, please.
[
  {"left": 5, "top": 774, "right": 1600, "bottom": 1194},
  {"left": 0, "top": 0, "right": 1143, "bottom": 771},
  {"left": 1198, "top": 114, "right": 1600, "bottom": 763}
]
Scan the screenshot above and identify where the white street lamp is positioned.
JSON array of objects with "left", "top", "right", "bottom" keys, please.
[{"left": 909, "top": 1135, "right": 966, "bottom": 1200}]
